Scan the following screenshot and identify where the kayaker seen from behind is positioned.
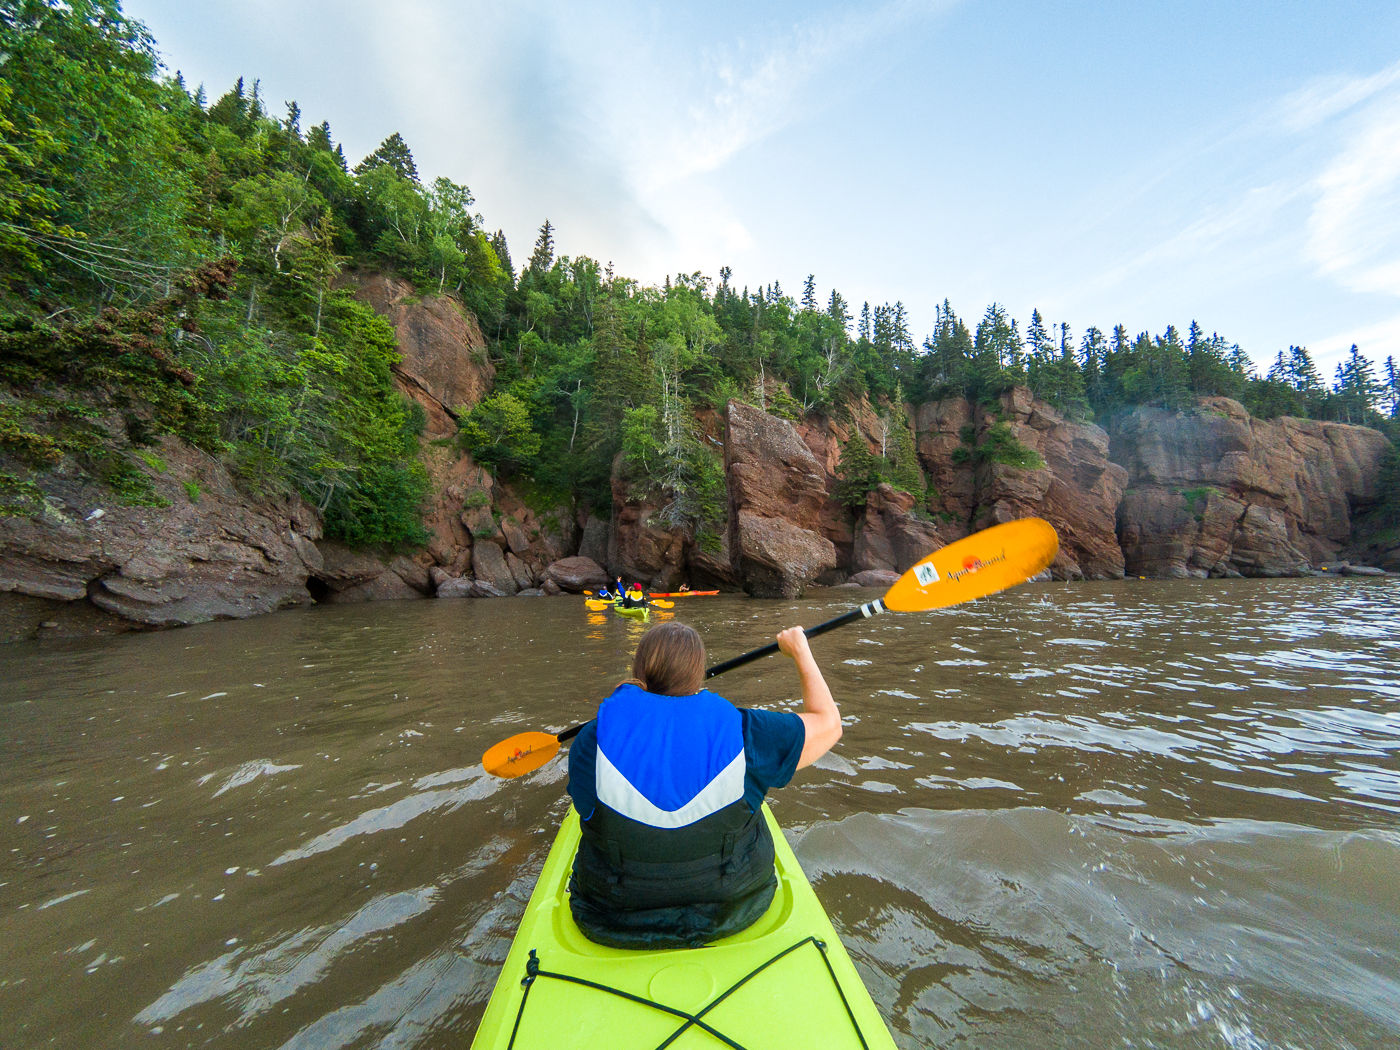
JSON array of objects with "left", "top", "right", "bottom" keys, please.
[
  {"left": 566, "top": 621, "right": 842, "bottom": 948},
  {"left": 620, "top": 582, "right": 646, "bottom": 609}
]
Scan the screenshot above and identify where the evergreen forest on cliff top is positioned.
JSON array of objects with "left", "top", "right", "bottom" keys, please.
[{"left": 2, "top": 1, "right": 1398, "bottom": 551}]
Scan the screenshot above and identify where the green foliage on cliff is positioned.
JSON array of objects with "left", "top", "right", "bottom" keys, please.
[
  {"left": 2, "top": 0, "right": 1394, "bottom": 549},
  {"left": 0, "top": 0, "right": 448, "bottom": 545}
]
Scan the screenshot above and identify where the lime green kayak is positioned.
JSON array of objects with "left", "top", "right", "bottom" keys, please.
[
  {"left": 470, "top": 805, "right": 896, "bottom": 1049},
  {"left": 612, "top": 604, "right": 650, "bottom": 622}
]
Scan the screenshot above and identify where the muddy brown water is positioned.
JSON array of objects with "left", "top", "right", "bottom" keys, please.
[{"left": 1, "top": 579, "right": 1398, "bottom": 1049}]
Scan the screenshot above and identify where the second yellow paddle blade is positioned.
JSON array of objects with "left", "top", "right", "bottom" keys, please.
[
  {"left": 482, "top": 731, "right": 560, "bottom": 778},
  {"left": 883, "top": 517, "right": 1059, "bottom": 612}
]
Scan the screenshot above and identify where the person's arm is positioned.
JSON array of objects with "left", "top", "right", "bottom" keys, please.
[{"left": 776, "top": 626, "right": 842, "bottom": 769}]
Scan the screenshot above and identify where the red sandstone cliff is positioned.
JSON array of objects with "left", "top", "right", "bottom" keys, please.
[
  {"left": 1112, "top": 397, "right": 1388, "bottom": 577},
  {"left": 4, "top": 267, "right": 1393, "bottom": 639}
]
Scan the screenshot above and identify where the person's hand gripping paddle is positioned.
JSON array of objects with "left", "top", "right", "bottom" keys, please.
[{"left": 481, "top": 517, "right": 1059, "bottom": 778}]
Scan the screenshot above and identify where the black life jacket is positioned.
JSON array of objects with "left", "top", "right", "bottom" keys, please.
[{"left": 568, "top": 686, "right": 777, "bottom": 949}]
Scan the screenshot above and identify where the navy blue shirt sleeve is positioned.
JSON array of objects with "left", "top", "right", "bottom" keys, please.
[
  {"left": 566, "top": 719, "right": 599, "bottom": 820},
  {"left": 740, "top": 708, "right": 805, "bottom": 811}
]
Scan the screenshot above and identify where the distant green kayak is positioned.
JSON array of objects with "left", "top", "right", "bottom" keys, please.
[
  {"left": 470, "top": 804, "right": 896, "bottom": 1049},
  {"left": 612, "top": 604, "right": 650, "bottom": 622}
]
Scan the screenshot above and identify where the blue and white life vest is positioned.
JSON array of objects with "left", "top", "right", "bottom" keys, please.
[
  {"left": 569, "top": 684, "right": 778, "bottom": 948},
  {"left": 596, "top": 685, "right": 744, "bottom": 828}
]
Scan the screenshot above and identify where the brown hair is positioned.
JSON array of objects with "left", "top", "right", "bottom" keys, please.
[{"left": 626, "top": 621, "right": 706, "bottom": 696}]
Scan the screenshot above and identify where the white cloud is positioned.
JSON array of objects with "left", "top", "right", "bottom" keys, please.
[
  {"left": 494, "top": 0, "right": 959, "bottom": 274},
  {"left": 1311, "top": 315, "right": 1400, "bottom": 368},
  {"left": 1277, "top": 59, "right": 1400, "bottom": 132},
  {"left": 1306, "top": 89, "right": 1400, "bottom": 296}
]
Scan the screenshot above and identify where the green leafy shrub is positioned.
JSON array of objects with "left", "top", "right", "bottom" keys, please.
[
  {"left": 976, "top": 421, "right": 1045, "bottom": 470},
  {"left": 456, "top": 392, "right": 542, "bottom": 473}
]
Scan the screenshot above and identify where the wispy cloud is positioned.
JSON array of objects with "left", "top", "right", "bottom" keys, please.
[
  {"left": 1277, "top": 60, "right": 1400, "bottom": 133},
  {"left": 1312, "top": 315, "right": 1400, "bottom": 366},
  {"left": 621, "top": 0, "right": 954, "bottom": 190},
  {"left": 524, "top": 0, "right": 959, "bottom": 267},
  {"left": 1040, "top": 56, "right": 1400, "bottom": 369},
  {"left": 1306, "top": 88, "right": 1400, "bottom": 296}
]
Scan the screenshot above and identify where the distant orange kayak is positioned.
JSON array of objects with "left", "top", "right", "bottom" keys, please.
[{"left": 648, "top": 590, "right": 719, "bottom": 598}]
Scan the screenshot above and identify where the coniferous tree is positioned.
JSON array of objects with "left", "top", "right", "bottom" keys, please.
[
  {"left": 973, "top": 303, "right": 1020, "bottom": 373},
  {"left": 801, "top": 275, "right": 817, "bottom": 312},
  {"left": 1024, "top": 310, "right": 1057, "bottom": 401},
  {"left": 490, "top": 229, "right": 514, "bottom": 282},
  {"left": 827, "top": 289, "right": 851, "bottom": 332},
  {"left": 859, "top": 302, "right": 872, "bottom": 343},
  {"left": 527, "top": 219, "right": 555, "bottom": 274},
  {"left": 834, "top": 429, "right": 884, "bottom": 506},
  {"left": 283, "top": 100, "right": 302, "bottom": 138},
  {"left": 1025, "top": 310, "right": 1053, "bottom": 362},
  {"left": 1333, "top": 344, "right": 1382, "bottom": 424},
  {"left": 354, "top": 132, "right": 419, "bottom": 183},
  {"left": 307, "top": 120, "right": 334, "bottom": 152}
]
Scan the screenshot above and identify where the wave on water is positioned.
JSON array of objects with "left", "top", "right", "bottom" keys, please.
[{"left": 794, "top": 807, "right": 1400, "bottom": 1048}]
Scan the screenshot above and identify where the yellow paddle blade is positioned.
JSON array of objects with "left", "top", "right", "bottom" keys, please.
[
  {"left": 482, "top": 731, "right": 561, "bottom": 778},
  {"left": 649, "top": 599, "right": 675, "bottom": 608},
  {"left": 883, "top": 518, "right": 1059, "bottom": 612},
  {"left": 584, "top": 599, "right": 611, "bottom": 610}
]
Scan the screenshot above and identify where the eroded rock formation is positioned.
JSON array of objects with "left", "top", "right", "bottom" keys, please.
[
  {"left": 724, "top": 401, "right": 836, "bottom": 597},
  {"left": 1112, "top": 398, "right": 1388, "bottom": 577},
  {"left": 347, "top": 272, "right": 495, "bottom": 435},
  {"left": 5, "top": 264, "right": 1394, "bottom": 643},
  {"left": 0, "top": 438, "right": 320, "bottom": 640},
  {"left": 978, "top": 389, "right": 1128, "bottom": 580}
]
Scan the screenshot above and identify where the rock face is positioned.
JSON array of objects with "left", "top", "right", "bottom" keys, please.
[
  {"left": 471, "top": 539, "right": 518, "bottom": 596},
  {"left": 347, "top": 272, "right": 495, "bottom": 435},
  {"left": 312, "top": 542, "right": 428, "bottom": 603},
  {"left": 979, "top": 389, "right": 1128, "bottom": 580},
  {"left": 794, "top": 411, "right": 858, "bottom": 568},
  {"left": 725, "top": 401, "right": 836, "bottom": 597},
  {"left": 910, "top": 389, "right": 1127, "bottom": 580},
  {"left": 1112, "top": 398, "right": 1389, "bottom": 577},
  {"left": 608, "top": 453, "right": 691, "bottom": 591},
  {"left": 0, "top": 438, "right": 320, "bottom": 638},
  {"left": 577, "top": 515, "right": 610, "bottom": 569},
  {"left": 543, "top": 556, "right": 608, "bottom": 592},
  {"left": 914, "top": 398, "right": 977, "bottom": 536},
  {"left": 851, "top": 484, "right": 946, "bottom": 574}
]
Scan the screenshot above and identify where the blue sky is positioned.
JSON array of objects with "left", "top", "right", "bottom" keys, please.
[{"left": 126, "top": 0, "right": 1400, "bottom": 377}]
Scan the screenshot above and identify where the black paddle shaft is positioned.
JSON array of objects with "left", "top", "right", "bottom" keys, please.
[
  {"left": 703, "top": 600, "right": 886, "bottom": 678},
  {"left": 553, "top": 598, "right": 887, "bottom": 746}
]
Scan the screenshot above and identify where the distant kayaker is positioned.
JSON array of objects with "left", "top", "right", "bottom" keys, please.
[
  {"left": 565, "top": 621, "right": 842, "bottom": 948},
  {"left": 677, "top": 583, "right": 691, "bottom": 593},
  {"left": 620, "top": 583, "right": 646, "bottom": 609}
]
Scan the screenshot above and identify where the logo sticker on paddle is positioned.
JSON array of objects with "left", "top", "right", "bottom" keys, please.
[{"left": 882, "top": 518, "right": 1059, "bottom": 612}]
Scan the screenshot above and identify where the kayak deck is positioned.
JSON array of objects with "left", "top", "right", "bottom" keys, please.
[
  {"left": 612, "top": 605, "right": 650, "bottom": 621},
  {"left": 470, "top": 805, "right": 895, "bottom": 1049}
]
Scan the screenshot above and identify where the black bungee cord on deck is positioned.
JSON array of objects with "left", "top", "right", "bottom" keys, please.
[{"left": 504, "top": 936, "right": 871, "bottom": 1050}]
